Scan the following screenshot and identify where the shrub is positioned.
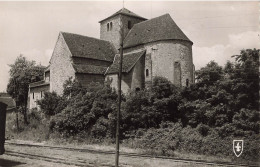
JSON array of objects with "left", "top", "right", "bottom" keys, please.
[
  {"left": 130, "top": 123, "right": 259, "bottom": 162},
  {"left": 197, "top": 124, "right": 210, "bottom": 136},
  {"left": 37, "top": 92, "right": 62, "bottom": 116},
  {"left": 50, "top": 82, "right": 118, "bottom": 138},
  {"left": 91, "top": 117, "right": 109, "bottom": 139},
  {"left": 121, "top": 77, "right": 182, "bottom": 133}
]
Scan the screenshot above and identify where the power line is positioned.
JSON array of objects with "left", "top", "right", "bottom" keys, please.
[
  {"left": 175, "top": 13, "right": 258, "bottom": 21},
  {"left": 186, "top": 25, "right": 258, "bottom": 32},
  {"left": 200, "top": 25, "right": 257, "bottom": 29}
]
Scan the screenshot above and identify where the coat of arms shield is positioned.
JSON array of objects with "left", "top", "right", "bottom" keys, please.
[{"left": 233, "top": 140, "right": 243, "bottom": 157}]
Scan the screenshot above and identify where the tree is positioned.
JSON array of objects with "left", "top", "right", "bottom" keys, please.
[
  {"left": 230, "top": 49, "right": 259, "bottom": 110},
  {"left": 7, "top": 55, "right": 45, "bottom": 124},
  {"left": 180, "top": 49, "right": 259, "bottom": 133},
  {"left": 196, "top": 61, "right": 223, "bottom": 86}
]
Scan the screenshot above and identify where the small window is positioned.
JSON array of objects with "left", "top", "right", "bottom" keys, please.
[
  {"left": 135, "top": 87, "right": 140, "bottom": 92},
  {"left": 107, "top": 23, "right": 109, "bottom": 31},
  {"left": 146, "top": 69, "right": 149, "bottom": 77},
  {"left": 41, "top": 91, "right": 43, "bottom": 98},
  {"left": 110, "top": 22, "right": 113, "bottom": 30},
  {"left": 186, "top": 79, "right": 189, "bottom": 87},
  {"left": 128, "top": 21, "right": 132, "bottom": 29},
  {"left": 33, "top": 92, "right": 34, "bottom": 99}
]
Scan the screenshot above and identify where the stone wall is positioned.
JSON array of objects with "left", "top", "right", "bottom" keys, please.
[
  {"left": 130, "top": 54, "right": 145, "bottom": 91},
  {"left": 29, "top": 85, "right": 50, "bottom": 109},
  {"left": 105, "top": 54, "right": 145, "bottom": 94},
  {"left": 105, "top": 73, "right": 131, "bottom": 94},
  {"left": 50, "top": 33, "right": 76, "bottom": 95},
  {"left": 145, "top": 53, "right": 152, "bottom": 86},
  {"left": 105, "top": 74, "right": 119, "bottom": 91},
  {"left": 123, "top": 40, "right": 194, "bottom": 87},
  {"left": 100, "top": 15, "right": 145, "bottom": 50}
]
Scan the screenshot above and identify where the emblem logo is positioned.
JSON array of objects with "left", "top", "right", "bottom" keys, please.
[{"left": 233, "top": 140, "right": 243, "bottom": 157}]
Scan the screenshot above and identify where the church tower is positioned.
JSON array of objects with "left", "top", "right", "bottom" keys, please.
[{"left": 99, "top": 8, "right": 147, "bottom": 50}]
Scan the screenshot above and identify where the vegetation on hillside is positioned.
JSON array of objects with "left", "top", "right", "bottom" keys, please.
[{"left": 8, "top": 49, "right": 259, "bottom": 163}]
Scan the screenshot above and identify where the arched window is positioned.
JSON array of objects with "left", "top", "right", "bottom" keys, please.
[
  {"left": 128, "top": 21, "right": 132, "bottom": 29},
  {"left": 107, "top": 23, "right": 109, "bottom": 31},
  {"left": 186, "top": 79, "right": 189, "bottom": 87},
  {"left": 110, "top": 22, "right": 113, "bottom": 30},
  {"left": 146, "top": 69, "right": 149, "bottom": 77}
]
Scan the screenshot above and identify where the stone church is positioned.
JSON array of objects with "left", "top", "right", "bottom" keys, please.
[{"left": 28, "top": 8, "right": 194, "bottom": 109}]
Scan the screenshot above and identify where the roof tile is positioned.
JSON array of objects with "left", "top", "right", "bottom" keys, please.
[
  {"left": 73, "top": 64, "right": 108, "bottom": 75},
  {"left": 61, "top": 32, "right": 116, "bottom": 62},
  {"left": 29, "top": 80, "right": 50, "bottom": 88},
  {"left": 106, "top": 50, "right": 146, "bottom": 74}
]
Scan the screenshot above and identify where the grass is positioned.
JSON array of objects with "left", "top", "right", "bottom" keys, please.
[{"left": 5, "top": 111, "right": 258, "bottom": 167}]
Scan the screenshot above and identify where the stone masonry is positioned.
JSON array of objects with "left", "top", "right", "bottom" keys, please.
[
  {"left": 123, "top": 40, "right": 194, "bottom": 88},
  {"left": 50, "top": 33, "right": 76, "bottom": 95},
  {"left": 100, "top": 14, "right": 146, "bottom": 50}
]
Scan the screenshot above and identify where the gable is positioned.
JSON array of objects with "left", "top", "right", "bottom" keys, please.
[{"left": 50, "top": 32, "right": 73, "bottom": 64}]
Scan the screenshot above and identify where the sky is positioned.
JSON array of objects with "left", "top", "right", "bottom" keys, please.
[{"left": 0, "top": 1, "right": 259, "bottom": 92}]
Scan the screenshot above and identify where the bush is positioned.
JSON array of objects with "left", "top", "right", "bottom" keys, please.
[
  {"left": 121, "top": 77, "right": 182, "bottom": 133},
  {"left": 197, "top": 124, "right": 210, "bottom": 136},
  {"left": 129, "top": 123, "right": 259, "bottom": 162},
  {"left": 50, "top": 82, "right": 118, "bottom": 138},
  {"left": 37, "top": 92, "right": 63, "bottom": 116}
]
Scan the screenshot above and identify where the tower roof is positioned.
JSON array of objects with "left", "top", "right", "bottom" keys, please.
[
  {"left": 99, "top": 8, "right": 147, "bottom": 23},
  {"left": 123, "top": 14, "right": 193, "bottom": 48}
]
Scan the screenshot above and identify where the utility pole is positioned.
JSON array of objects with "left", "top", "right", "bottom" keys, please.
[
  {"left": 13, "top": 76, "right": 19, "bottom": 131},
  {"left": 115, "top": 15, "right": 124, "bottom": 167}
]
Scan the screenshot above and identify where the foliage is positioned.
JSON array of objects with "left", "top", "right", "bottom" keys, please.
[
  {"left": 37, "top": 92, "right": 64, "bottom": 116},
  {"left": 63, "top": 77, "right": 87, "bottom": 98},
  {"left": 179, "top": 49, "right": 259, "bottom": 135},
  {"left": 28, "top": 48, "right": 259, "bottom": 162},
  {"left": 7, "top": 55, "right": 45, "bottom": 124},
  {"left": 196, "top": 61, "right": 223, "bottom": 85},
  {"left": 50, "top": 82, "right": 118, "bottom": 138},
  {"left": 121, "top": 77, "right": 181, "bottom": 133},
  {"left": 5, "top": 108, "right": 50, "bottom": 141},
  {"left": 130, "top": 122, "right": 259, "bottom": 162}
]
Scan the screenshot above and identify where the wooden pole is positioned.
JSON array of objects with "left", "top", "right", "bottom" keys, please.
[
  {"left": 14, "top": 77, "right": 19, "bottom": 131},
  {"left": 0, "top": 102, "right": 7, "bottom": 155},
  {"left": 115, "top": 15, "right": 124, "bottom": 167}
]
